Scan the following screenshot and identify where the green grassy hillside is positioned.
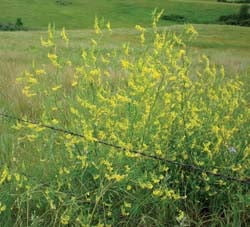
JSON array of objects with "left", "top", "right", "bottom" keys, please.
[{"left": 0, "top": 0, "right": 242, "bottom": 29}]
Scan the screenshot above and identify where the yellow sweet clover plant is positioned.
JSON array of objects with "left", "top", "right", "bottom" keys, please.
[{"left": 1, "top": 12, "right": 249, "bottom": 226}]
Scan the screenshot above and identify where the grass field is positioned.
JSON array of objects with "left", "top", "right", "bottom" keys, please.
[
  {"left": 0, "top": 1, "right": 250, "bottom": 226},
  {"left": 0, "top": 0, "right": 242, "bottom": 29},
  {"left": 1, "top": 25, "right": 249, "bottom": 107}
]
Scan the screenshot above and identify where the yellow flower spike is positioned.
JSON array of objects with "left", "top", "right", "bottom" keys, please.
[
  {"left": 106, "top": 21, "right": 112, "bottom": 32},
  {"left": 135, "top": 25, "right": 145, "bottom": 32},
  {"left": 48, "top": 23, "right": 54, "bottom": 40},
  {"left": 123, "top": 43, "right": 130, "bottom": 56},
  {"left": 0, "top": 202, "right": 6, "bottom": 214},
  {"left": 121, "top": 206, "right": 129, "bottom": 216},
  {"left": 94, "top": 16, "right": 102, "bottom": 34},
  {"left": 59, "top": 168, "right": 64, "bottom": 175},
  {"left": 202, "top": 172, "right": 209, "bottom": 181},
  {"left": 51, "top": 119, "right": 59, "bottom": 125},
  {"left": 71, "top": 81, "right": 78, "bottom": 87},
  {"left": 205, "top": 185, "right": 210, "bottom": 192},
  {"left": 27, "top": 77, "right": 38, "bottom": 84},
  {"left": 49, "top": 200, "right": 56, "bottom": 210},
  {"left": 51, "top": 85, "right": 62, "bottom": 91},
  {"left": 152, "top": 70, "right": 161, "bottom": 79},
  {"left": 103, "top": 70, "right": 110, "bottom": 77},
  {"left": 81, "top": 50, "right": 87, "bottom": 60},
  {"left": 176, "top": 210, "right": 185, "bottom": 223},
  {"left": 140, "top": 32, "right": 145, "bottom": 44},
  {"left": 125, "top": 165, "right": 130, "bottom": 172},
  {"left": 156, "top": 9, "right": 164, "bottom": 21},
  {"left": 91, "top": 38, "right": 98, "bottom": 46},
  {"left": 212, "top": 169, "right": 218, "bottom": 174},
  {"left": 139, "top": 182, "right": 153, "bottom": 190},
  {"left": 0, "top": 167, "right": 9, "bottom": 185},
  {"left": 60, "top": 27, "right": 69, "bottom": 46},
  {"left": 26, "top": 134, "right": 37, "bottom": 142},
  {"left": 40, "top": 37, "right": 54, "bottom": 47},
  {"left": 135, "top": 25, "right": 146, "bottom": 44},
  {"left": 121, "top": 59, "right": 131, "bottom": 69},
  {"left": 22, "top": 86, "right": 36, "bottom": 97},
  {"left": 101, "top": 55, "right": 110, "bottom": 64},
  {"left": 185, "top": 24, "right": 198, "bottom": 39},
  {"left": 60, "top": 214, "right": 70, "bottom": 225},
  {"left": 124, "top": 201, "right": 132, "bottom": 208},
  {"left": 66, "top": 60, "right": 72, "bottom": 66},
  {"left": 48, "top": 52, "right": 60, "bottom": 67},
  {"left": 48, "top": 53, "right": 57, "bottom": 61},
  {"left": 168, "top": 76, "right": 177, "bottom": 81},
  {"left": 126, "top": 185, "right": 132, "bottom": 191},
  {"left": 14, "top": 173, "right": 20, "bottom": 182},
  {"left": 35, "top": 69, "right": 46, "bottom": 76},
  {"left": 153, "top": 189, "right": 163, "bottom": 197},
  {"left": 63, "top": 167, "right": 70, "bottom": 174},
  {"left": 12, "top": 122, "right": 23, "bottom": 130}
]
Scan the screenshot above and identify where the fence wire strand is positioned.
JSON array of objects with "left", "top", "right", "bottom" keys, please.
[{"left": 0, "top": 112, "right": 249, "bottom": 185}]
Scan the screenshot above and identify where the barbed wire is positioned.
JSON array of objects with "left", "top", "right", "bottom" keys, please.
[{"left": 0, "top": 111, "right": 249, "bottom": 185}]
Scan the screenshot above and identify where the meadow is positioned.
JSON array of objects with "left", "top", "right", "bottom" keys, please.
[
  {"left": 0, "top": 0, "right": 243, "bottom": 29},
  {"left": 0, "top": 1, "right": 250, "bottom": 226}
]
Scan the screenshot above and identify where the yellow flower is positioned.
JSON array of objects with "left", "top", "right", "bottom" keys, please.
[
  {"left": 205, "top": 185, "right": 210, "bottom": 192},
  {"left": 40, "top": 37, "right": 54, "bottom": 47},
  {"left": 27, "top": 77, "right": 38, "bottom": 84},
  {"left": 106, "top": 21, "right": 112, "bottom": 32},
  {"left": 91, "top": 39, "right": 98, "bottom": 46},
  {"left": 121, "top": 59, "right": 131, "bottom": 69},
  {"left": 94, "top": 16, "right": 102, "bottom": 34},
  {"left": 52, "top": 85, "right": 62, "bottom": 91},
  {"left": 152, "top": 189, "right": 163, "bottom": 197},
  {"left": 126, "top": 185, "right": 132, "bottom": 191},
  {"left": 71, "top": 81, "right": 78, "bottom": 87},
  {"left": 22, "top": 86, "right": 36, "bottom": 97},
  {"left": 0, "top": 167, "right": 9, "bottom": 185},
  {"left": 176, "top": 210, "right": 185, "bottom": 223},
  {"left": 70, "top": 107, "right": 79, "bottom": 116},
  {"left": 185, "top": 24, "right": 198, "bottom": 36},
  {"left": 135, "top": 25, "right": 145, "bottom": 32},
  {"left": 48, "top": 53, "right": 57, "bottom": 61},
  {"left": 0, "top": 202, "right": 6, "bottom": 213},
  {"left": 60, "top": 27, "right": 69, "bottom": 45},
  {"left": 124, "top": 201, "right": 132, "bottom": 208},
  {"left": 35, "top": 69, "right": 46, "bottom": 75},
  {"left": 60, "top": 215, "right": 70, "bottom": 225},
  {"left": 51, "top": 119, "right": 59, "bottom": 125}
]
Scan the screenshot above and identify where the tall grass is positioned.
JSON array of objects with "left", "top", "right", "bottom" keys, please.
[{"left": 0, "top": 15, "right": 249, "bottom": 226}]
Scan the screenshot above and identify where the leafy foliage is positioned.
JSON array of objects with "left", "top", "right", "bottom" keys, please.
[
  {"left": 55, "top": 0, "right": 72, "bottom": 6},
  {"left": 218, "top": 4, "right": 250, "bottom": 26},
  {"left": 0, "top": 18, "right": 26, "bottom": 31},
  {"left": 161, "top": 14, "right": 188, "bottom": 23},
  {"left": 218, "top": 0, "right": 250, "bottom": 3}
]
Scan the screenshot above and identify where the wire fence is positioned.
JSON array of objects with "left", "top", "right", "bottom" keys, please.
[{"left": 0, "top": 111, "right": 249, "bottom": 185}]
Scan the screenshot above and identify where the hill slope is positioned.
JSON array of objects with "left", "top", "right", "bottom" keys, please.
[{"left": 0, "top": 0, "right": 241, "bottom": 29}]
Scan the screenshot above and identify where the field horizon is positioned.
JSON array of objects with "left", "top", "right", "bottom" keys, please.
[{"left": 0, "top": 0, "right": 245, "bottom": 30}]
